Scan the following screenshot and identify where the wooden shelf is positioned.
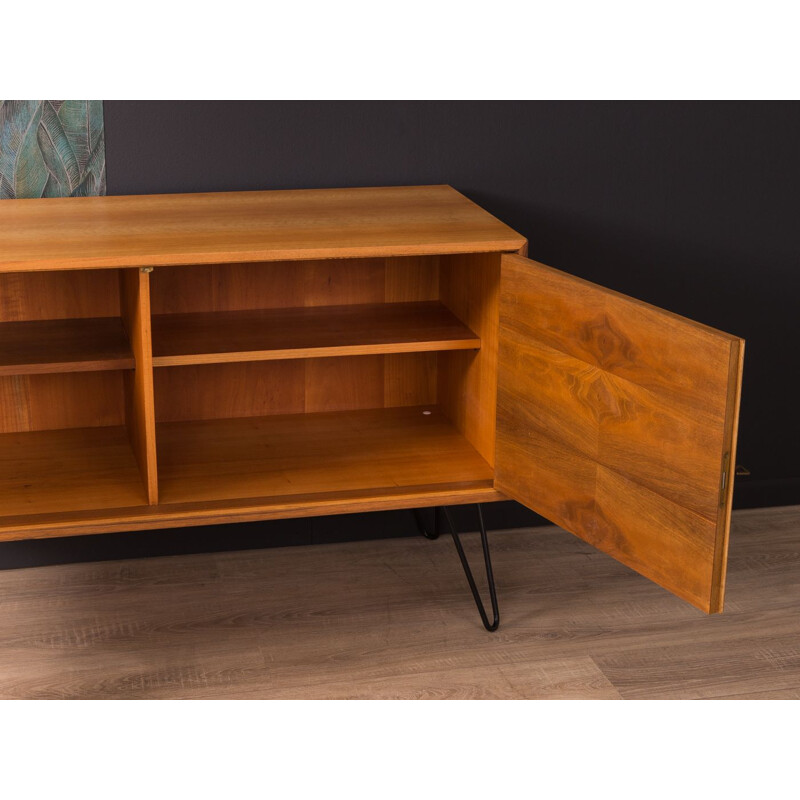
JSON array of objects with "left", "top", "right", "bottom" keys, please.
[
  {"left": 0, "top": 426, "right": 148, "bottom": 519},
  {"left": 157, "top": 406, "right": 494, "bottom": 506},
  {"left": 151, "top": 302, "right": 480, "bottom": 367},
  {"left": 0, "top": 317, "right": 134, "bottom": 376}
]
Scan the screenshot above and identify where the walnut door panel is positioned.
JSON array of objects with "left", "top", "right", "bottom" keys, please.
[{"left": 495, "top": 254, "right": 744, "bottom": 613}]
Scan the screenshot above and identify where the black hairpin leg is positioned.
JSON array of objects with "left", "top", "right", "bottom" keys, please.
[
  {"left": 412, "top": 507, "right": 440, "bottom": 539},
  {"left": 414, "top": 504, "right": 499, "bottom": 632}
]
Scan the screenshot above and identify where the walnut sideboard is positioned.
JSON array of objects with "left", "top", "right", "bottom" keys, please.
[{"left": 0, "top": 185, "right": 743, "bottom": 615}]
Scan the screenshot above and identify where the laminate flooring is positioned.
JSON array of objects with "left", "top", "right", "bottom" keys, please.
[{"left": 0, "top": 505, "right": 797, "bottom": 699}]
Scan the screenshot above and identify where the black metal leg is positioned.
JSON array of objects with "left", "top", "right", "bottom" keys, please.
[
  {"left": 412, "top": 507, "right": 440, "bottom": 539},
  {"left": 413, "top": 504, "right": 499, "bottom": 631},
  {"left": 441, "top": 504, "right": 500, "bottom": 632}
]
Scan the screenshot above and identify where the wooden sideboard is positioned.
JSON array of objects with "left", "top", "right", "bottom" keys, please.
[{"left": 0, "top": 185, "right": 743, "bottom": 614}]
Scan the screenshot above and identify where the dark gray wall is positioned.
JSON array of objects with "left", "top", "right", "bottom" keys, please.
[{"left": 3, "top": 101, "right": 797, "bottom": 569}]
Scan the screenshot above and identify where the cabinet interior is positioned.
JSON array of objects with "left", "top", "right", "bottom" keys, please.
[
  {"left": 0, "top": 253, "right": 501, "bottom": 528},
  {"left": 0, "top": 269, "right": 147, "bottom": 518}
]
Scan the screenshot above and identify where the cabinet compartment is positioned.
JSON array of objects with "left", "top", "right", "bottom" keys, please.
[
  {"left": 154, "top": 354, "right": 438, "bottom": 422},
  {"left": 0, "top": 250, "right": 503, "bottom": 535},
  {"left": 0, "top": 268, "right": 154, "bottom": 525},
  {"left": 0, "top": 269, "right": 133, "bottom": 375},
  {"left": 152, "top": 352, "right": 489, "bottom": 505},
  {"left": 149, "top": 256, "right": 473, "bottom": 366},
  {"left": 150, "top": 254, "right": 501, "bottom": 507},
  {"left": 156, "top": 406, "right": 494, "bottom": 506},
  {"left": 0, "top": 371, "right": 148, "bottom": 520}
]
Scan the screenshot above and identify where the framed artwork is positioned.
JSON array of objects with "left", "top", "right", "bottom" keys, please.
[{"left": 0, "top": 100, "right": 106, "bottom": 198}]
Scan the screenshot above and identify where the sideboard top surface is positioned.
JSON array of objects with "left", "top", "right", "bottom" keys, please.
[{"left": 0, "top": 184, "right": 526, "bottom": 272}]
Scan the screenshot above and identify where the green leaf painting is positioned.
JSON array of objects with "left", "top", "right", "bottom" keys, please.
[{"left": 0, "top": 100, "right": 106, "bottom": 199}]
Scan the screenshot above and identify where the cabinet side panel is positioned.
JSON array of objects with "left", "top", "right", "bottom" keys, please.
[
  {"left": 120, "top": 269, "right": 159, "bottom": 504},
  {"left": 438, "top": 253, "right": 500, "bottom": 466}
]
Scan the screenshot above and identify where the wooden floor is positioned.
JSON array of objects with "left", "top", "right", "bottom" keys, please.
[{"left": 0, "top": 505, "right": 798, "bottom": 699}]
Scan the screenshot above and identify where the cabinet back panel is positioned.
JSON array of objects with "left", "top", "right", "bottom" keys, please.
[
  {"left": 438, "top": 253, "right": 501, "bottom": 466},
  {"left": 385, "top": 352, "right": 438, "bottom": 407},
  {"left": 154, "top": 353, "right": 438, "bottom": 423},
  {"left": 149, "top": 256, "right": 439, "bottom": 314},
  {"left": 0, "top": 372, "right": 126, "bottom": 433},
  {"left": 0, "top": 270, "right": 121, "bottom": 322},
  {"left": 385, "top": 256, "right": 440, "bottom": 302}
]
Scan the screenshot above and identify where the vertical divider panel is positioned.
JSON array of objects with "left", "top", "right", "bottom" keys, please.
[
  {"left": 438, "top": 252, "right": 501, "bottom": 466},
  {"left": 120, "top": 268, "right": 159, "bottom": 504}
]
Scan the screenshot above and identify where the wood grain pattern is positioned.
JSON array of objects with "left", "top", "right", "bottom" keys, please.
[
  {"left": 149, "top": 263, "right": 219, "bottom": 315},
  {"left": 0, "top": 317, "right": 133, "bottom": 375},
  {"left": 384, "top": 352, "right": 437, "bottom": 407},
  {"left": 157, "top": 406, "right": 491, "bottom": 506},
  {"left": 151, "top": 302, "right": 479, "bottom": 367},
  {"left": 303, "top": 355, "right": 385, "bottom": 413},
  {"left": 0, "top": 268, "right": 129, "bottom": 437},
  {"left": 384, "top": 256, "right": 440, "bottom": 409},
  {"left": 150, "top": 256, "right": 443, "bottom": 420},
  {"left": 384, "top": 255, "right": 439, "bottom": 302},
  {"left": 153, "top": 353, "right": 439, "bottom": 422},
  {"left": 0, "top": 376, "right": 30, "bottom": 432},
  {"left": 710, "top": 339, "right": 745, "bottom": 612},
  {"left": 0, "top": 482, "right": 503, "bottom": 541},
  {"left": 495, "top": 254, "right": 744, "bottom": 613},
  {"left": 0, "top": 186, "right": 526, "bottom": 272},
  {"left": 154, "top": 361, "right": 306, "bottom": 423},
  {"left": 120, "top": 269, "right": 158, "bottom": 504},
  {"left": 438, "top": 252, "right": 501, "bottom": 466},
  {"left": 0, "top": 372, "right": 125, "bottom": 434},
  {"left": 0, "top": 269, "right": 120, "bottom": 321},
  {"left": 303, "top": 258, "right": 385, "bottom": 306},
  {"left": 0, "top": 425, "right": 147, "bottom": 518},
  {"left": 0, "top": 506, "right": 793, "bottom": 699},
  {"left": 150, "top": 262, "right": 304, "bottom": 315},
  {"left": 150, "top": 256, "right": 439, "bottom": 314}
]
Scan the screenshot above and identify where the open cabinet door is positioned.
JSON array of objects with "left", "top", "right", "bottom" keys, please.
[{"left": 495, "top": 254, "right": 744, "bottom": 613}]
